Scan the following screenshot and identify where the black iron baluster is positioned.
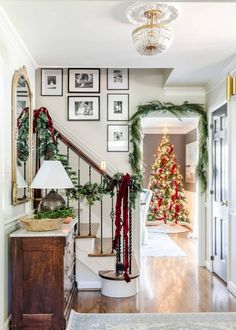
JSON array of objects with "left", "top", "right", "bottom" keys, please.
[
  {"left": 129, "top": 183, "right": 133, "bottom": 274},
  {"left": 88, "top": 165, "right": 92, "bottom": 236},
  {"left": 23, "top": 161, "right": 27, "bottom": 198},
  {"left": 66, "top": 146, "right": 70, "bottom": 208},
  {"left": 110, "top": 194, "right": 114, "bottom": 254},
  {"left": 77, "top": 156, "right": 81, "bottom": 236},
  {"left": 100, "top": 175, "right": 103, "bottom": 254}
]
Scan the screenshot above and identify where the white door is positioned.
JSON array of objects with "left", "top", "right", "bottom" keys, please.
[{"left": 212, "top": 104, "right": 228, "bottom": 282}]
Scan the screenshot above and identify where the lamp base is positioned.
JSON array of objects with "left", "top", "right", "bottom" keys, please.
[{"left": 38, "top": 190, "right": 66, "bottom": 212}]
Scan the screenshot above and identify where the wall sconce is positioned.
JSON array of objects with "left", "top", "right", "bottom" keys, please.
[{"left": 226, "top": 74, "right": 236, "bottom": 101}]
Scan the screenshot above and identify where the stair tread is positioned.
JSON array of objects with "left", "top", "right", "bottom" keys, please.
[
  {"left": 99, "top": 256, "right": 139, "bottom": 281},
  {"left": 88, "top": 238, "right": 115, "bottom": 257},
  {"left": 76, "top": 223, "right": 99, "bottom": 238}
]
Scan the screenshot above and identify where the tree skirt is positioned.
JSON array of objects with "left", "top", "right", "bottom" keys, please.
[
  {"left": 67, "top": 311, "right": 236, "bottom": 330},
  {"left": 141, "top": 232, "right": 186, "bottom": 257},
  {"left": 146, "top": 223, "right": 189, "bottom": 234}
]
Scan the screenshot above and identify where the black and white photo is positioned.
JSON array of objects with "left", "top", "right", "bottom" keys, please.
[
  {"left": 68, "top": 96, "right": 100, "bottom": 121},
  {"left": 107, "top": 68, "right": 129, "bottom": 90},
  {"left": 107, "top": 125, "right": 129, "bottom": 152},
  {"left": 41, "top": 68, "right": 63, "bottom": 96},
  {"left": 107, "top": 94, "right": 129, "bottom": 121},
  {"left": 68, "top": 69, "right": 100, "bottom": 93},
  {"left": 47, "top": 76, "right": 57, "bottom": 89}
]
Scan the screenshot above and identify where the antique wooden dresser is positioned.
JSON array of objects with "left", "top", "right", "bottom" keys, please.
[{"left": 10, "top": 218, "right": 77, "bottom": 330}]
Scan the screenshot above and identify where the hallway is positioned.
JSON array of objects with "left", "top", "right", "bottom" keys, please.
[{"left": 73, "top": 232, "right": 236, "bottom": 313}]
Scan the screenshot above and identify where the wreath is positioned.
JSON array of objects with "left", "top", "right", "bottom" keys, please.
[{"left": 129, "top": 101, "right": 208, "bottom": 193}]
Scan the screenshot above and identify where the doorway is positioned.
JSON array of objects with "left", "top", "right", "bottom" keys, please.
[{"left": 140, "top": 114, "right": 204, "bottom": 265}]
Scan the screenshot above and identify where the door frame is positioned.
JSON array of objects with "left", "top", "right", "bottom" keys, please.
[
  {"left": 140, "top": 114, "right": 206, "bottom": 267},
  {"left": 208, "top": 101, "right": 230, "bottom": 282}
]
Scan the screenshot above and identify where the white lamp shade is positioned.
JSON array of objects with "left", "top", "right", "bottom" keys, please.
[
  {"left": 17, "top": 167, "right": 28, "bottom": 188},
  {"left": 31, "top": 160, "right": 74, "bottom": 189}
]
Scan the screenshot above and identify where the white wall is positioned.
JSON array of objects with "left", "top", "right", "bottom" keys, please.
[
  {"left": 206, "top": 62, "right": 236, "bottom": 297},
  {"left": 35, "top": 69, "right": 205, "bottom": 174},
  {"left": 0, "top": 7, "right": 37, "bottom": 328}
]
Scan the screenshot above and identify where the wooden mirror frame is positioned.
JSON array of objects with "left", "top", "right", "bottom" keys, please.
[{"left": 12, "top": 66, "right": 33, "bottom": 205}]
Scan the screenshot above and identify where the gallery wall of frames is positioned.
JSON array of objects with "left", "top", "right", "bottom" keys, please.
[{"left": 41, "top": 68, "right": 130, "bottom": 152}]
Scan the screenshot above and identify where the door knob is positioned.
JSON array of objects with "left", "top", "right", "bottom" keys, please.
[{"left": 221, "top": 200, "right": 228, "bottom": 207}]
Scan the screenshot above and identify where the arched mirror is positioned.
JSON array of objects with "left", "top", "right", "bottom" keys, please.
[{"left": 12, "top": 66, "right": 33, "bottom": 205}]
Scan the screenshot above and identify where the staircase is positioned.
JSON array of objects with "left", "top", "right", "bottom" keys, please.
[{"left": 34, "top": 115, "right": 140, "bottom": 298}]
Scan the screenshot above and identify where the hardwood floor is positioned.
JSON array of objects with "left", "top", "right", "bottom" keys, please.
[{"left": 73, "top": 232, "right": 236, "bottom": 313}]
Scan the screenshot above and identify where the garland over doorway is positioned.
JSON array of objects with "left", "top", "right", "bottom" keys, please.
[{"left": 129, "top": 101, "right": 208, "bottom": 193}]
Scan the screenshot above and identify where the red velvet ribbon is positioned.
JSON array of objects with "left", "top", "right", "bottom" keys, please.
[
  {"left": 169, "top": 145, "right": 174, "bottom": 154},
  {"left": 158, "top": 198, "right": 163, "bottom": 207},
  {"left": 113, "top": 173, "right": 131, "bottom": 283},
  {"left": 33, "top": 107, "right": 55, "bottom": 143},
  {"left": 17, "top": 107, "right": 29, "bottom": 128},
  {"left": 170, "top": 164, "right": 176, "bottom": 175}
]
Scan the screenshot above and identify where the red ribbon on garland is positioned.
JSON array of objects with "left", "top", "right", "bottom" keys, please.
[
  {"left": 113, "top": 173, "right": 131, "bottom": 283},
  {"left": 17, "top": 107, "right": 29, "bottom": 128},
  {"left": 33, "top": 107, "right": 55, "bottom": 143},
  {"left": 170, "top": 164, "right": 176, "bottom": 175}
]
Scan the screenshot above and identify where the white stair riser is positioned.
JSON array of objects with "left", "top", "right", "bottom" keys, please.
[
  {"left": 101, "top": 278, "right": 138, "bottom": 298},
  {"left": 76, "top": 260, "right": 101, "bottom": 289},
  {"left": 76, "top": 237, "right": 116, "bottom": 289}
]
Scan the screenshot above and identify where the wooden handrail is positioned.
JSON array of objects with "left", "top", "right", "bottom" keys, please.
[{"left": 57, "top": 131, "right": 112, "bottom": 179}]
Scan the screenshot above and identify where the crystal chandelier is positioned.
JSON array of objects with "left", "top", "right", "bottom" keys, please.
[{"left": 126, "top": 2, "right": 179, "bottom": 56}]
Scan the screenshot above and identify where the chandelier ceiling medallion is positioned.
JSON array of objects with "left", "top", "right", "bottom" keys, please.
[{"left": 126, "top": 2, "right": 179, "bottom": 56}]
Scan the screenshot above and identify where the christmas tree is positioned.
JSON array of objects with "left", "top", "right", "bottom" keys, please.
[{"left": 148, "top": 132, "right": 190, "bottom": 224}]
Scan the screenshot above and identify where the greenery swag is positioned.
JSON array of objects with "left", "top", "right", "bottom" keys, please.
[
  {"left": 31, "top": 108, "right": 142, "bottom": 207},
  {"left": 129, "top": 101, "right": 208, "bottom": 193}
]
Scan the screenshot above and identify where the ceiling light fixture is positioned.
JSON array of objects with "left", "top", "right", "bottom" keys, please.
[{"left": 126, "top": 2, "right": 179, "bottom": 56}]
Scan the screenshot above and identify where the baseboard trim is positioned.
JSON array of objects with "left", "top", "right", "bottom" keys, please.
[
  {"left": 4, "top": 314, "right": 11, "bottom": 330},
  {"left": 77, "top": 281, "right": 101, "bottom": 289},
  {"left": 205, "top": 260, "right": 213, "bottom": 272},
  {"left": 228, "top": 281, "right": 236, "bottom": 298}
]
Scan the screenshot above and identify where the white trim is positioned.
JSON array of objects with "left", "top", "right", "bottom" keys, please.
[
  {"left": 228, "top": 281, "right": 236, "bottom": 298},
  {"left": 206, "top": 56, "right": 236, "bottom": 95},
  {"left": 163, "top": 86, "right": 206, "bottom": 97},
  {"left": 143, "top": 126, "right": 197, "bottom": 135},
  {"left": 229, "top": 208, "right": 236, "bottom": 217},
  {"left": 4, "top": 218, "right": 20, "bottom": 230},
  {"left": 205, "top": 260, "right": 213, "bottom": 272},
  {"left": 54, "top": 119, "right": 117, "bottom": 176},
  {"left": 4, "top": 315, "right": 11, "bottom": 330},
  {"left": 77, "top": 281, "right": 101, "bottom": 289},
  {"left": 0, "top": 6, "right": 38, "bottom": 68}
]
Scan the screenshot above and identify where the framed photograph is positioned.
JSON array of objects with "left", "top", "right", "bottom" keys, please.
[
  {"left": 17, "top": 96, "right": 29, "bottom": 116},
  {"left": 107, "top": 68, "right": 129, "bottom": 90},
  {"left": 68, "top": 68, "right": 100, "bottom": 93},
  {"left": 107, "top": 125, "right": 129, "bottom": 152},
  {"left": 107, "top": 94, "right": 129, "bottom": 121},
  {"left": 185, "top": 141, "right": 198, "bottom": 183},
  {"left": 41, "top": 68, "right": 63, "bottom": 96},
  {"left": 68, "top": 96, "right": 100, "bottom": 121}
]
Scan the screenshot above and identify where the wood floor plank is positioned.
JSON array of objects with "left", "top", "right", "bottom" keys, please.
[{"left": 73, "top": 231, "right": 236, "bottom": 313}]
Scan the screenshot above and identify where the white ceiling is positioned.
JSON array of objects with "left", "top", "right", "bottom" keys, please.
[
  {"left": 1, "top": 1, "right": 236, "bottom": 86},
  {"left": 141, "top": 116, "right": 198, "bottom": 134}
]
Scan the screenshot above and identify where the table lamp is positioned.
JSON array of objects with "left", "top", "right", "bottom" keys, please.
[{"left": 31, "top": 160, "right": 74, "bottom": 212}]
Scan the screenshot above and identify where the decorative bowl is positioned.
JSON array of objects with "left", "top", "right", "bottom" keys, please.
[{"left": 20, "top": 216, "right": 64, "bottom": 232}]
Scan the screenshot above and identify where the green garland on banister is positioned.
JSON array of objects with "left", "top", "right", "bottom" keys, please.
[{"left": 129, "top": 101, "right": 208, "bottom": 193}]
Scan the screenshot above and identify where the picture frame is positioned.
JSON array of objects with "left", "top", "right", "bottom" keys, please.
[
  {"left": 107, "top": 94, "right": 129, "bottom": 121},
  {"left": 107, "top": 68, "right": 129, "bottom": 90},
  {"left": 41, "top": 68, "right": 63, "bottom": 96},
  {"left": 185, "top": 141, "right": 198, "bottom": 183},
  {"left": 107, "top": 124, "right": 129, "bottom": 152},
  {"left": 68, "top": 68, "right": 100, "bottom": 93},
  {"left": 68, "top": 96, "right": 100, "bottom": 121}
]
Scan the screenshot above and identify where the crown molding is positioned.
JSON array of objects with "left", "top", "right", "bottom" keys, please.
[
  {"left": 205, "top": 56, "right": 236, "bottom": 95},
  {"left": 163, "top": 86, "right": 206, "bottom": 97},
  {"left": 0, "top": 6, "right": 38, "bottom": 68}
]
